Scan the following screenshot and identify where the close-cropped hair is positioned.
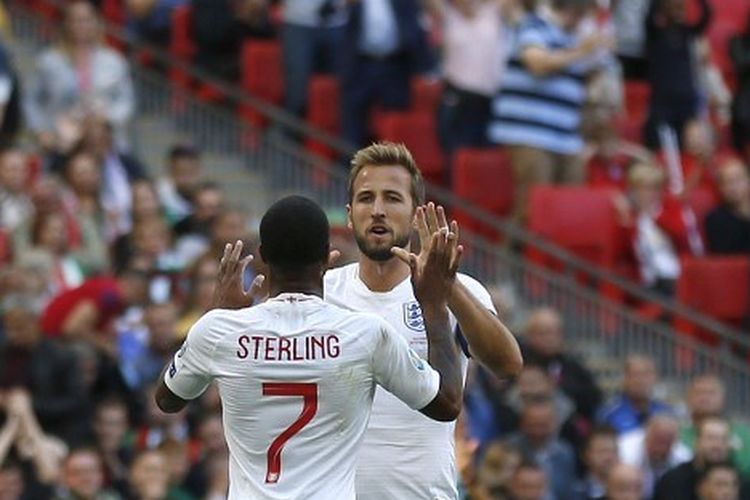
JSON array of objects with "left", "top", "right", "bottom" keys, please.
[{"left": 348, "top": 142, "right": 425, "bottom": 207}]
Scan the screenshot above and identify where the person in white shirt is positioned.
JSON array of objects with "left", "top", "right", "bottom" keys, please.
[{"left": 155, "top": 195, "right": 464, "bottom": 499}]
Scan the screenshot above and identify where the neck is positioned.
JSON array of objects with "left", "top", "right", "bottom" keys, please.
[
  {"left": 267, "top": 267, "right": 323, "bottom": 299},
  {"left": 733, "top": 198, "right": 750, "bottom": 218},
  {"left": 357, "top": 254, "right": 411, "bottom": 293},
  {"left": 627, "top": 394, "right": 650, "bottom": 412}
]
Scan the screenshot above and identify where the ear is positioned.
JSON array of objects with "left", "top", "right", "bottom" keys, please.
[{"left": 345, "top": 204, "right": 353, "bottom": 230}]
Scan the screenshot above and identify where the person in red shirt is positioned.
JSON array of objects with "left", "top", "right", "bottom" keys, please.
[{"left": 40, "top": 268, "right": 149, "bottom": 354}]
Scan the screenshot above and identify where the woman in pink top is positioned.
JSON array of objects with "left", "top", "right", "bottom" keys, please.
[{"left": 425, "top": 0, "right": 514, "bottom": 157}]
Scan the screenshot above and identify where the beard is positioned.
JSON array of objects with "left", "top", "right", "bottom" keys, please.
[{"left": 354, "top": 230, "right": 411, "bottom": 262}]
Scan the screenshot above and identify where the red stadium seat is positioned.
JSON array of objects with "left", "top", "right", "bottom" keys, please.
[
  {"left": 239, "top": 40, "right": 284, "bottom": 128},
  {"left": 526, "top": 186, "right": 622, "bottom": 269},
  {"left": 451, "top": 148, "right": 514, "bottom": 239},
  {"left": 674, "top": 256, "right": 750, "bottom": 355},
  {"left": 0, "top": 228, "right": 9, "bottom": 264},
  {"left": 624, "top": 81, "right": 650, "bottom": 124},
  {"left": 305, "top": 75, "right": 340, "bottom": 160},
  {"left": 376, "top": 111, "right": 446, "bottom": 185},
  {"left": 410, "top": 77, "right": 442, "bottom": 113},
  {"left": 169, "top": 4, "right": 195, "bottom": 90}
]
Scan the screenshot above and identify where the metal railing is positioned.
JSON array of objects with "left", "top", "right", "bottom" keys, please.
[{"left": 11, "top": 2, "right": 750, "bottom": 414}]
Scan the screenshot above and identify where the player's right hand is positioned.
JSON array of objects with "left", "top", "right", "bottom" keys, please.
[{"left": 212, "top": 240, "right": 266, "bottom": 310}]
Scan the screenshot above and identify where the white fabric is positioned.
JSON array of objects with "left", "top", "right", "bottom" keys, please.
[
  {"left": 324, "top": 263, "right": 496, "bottom": 500},
  {"left": 360, "top": 0, "right": 399, "bottom": 57},
  {"left": 165, "top": 293, "right": 440, "bottom": 500},
  {"left": 100, "top": 153, "right": 133, "bottom": 239},
  {"left": 442, "top": 2, "right": 504, "bottom": 96},
  {"left": 634, "top": 213, "right": 681, "bottom": 286}
]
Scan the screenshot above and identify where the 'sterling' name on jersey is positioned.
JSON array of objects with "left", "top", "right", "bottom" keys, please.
[{"left": 236, "top": 334, "right": 341, "bottom": 361}]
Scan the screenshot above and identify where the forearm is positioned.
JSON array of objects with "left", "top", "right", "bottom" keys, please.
[
  {"left": 522, "top": 47, "right": 585, "bottom": 77},
  {"left": 422, "top": 305, "right": 462, "bottom": 421},
  {"left": 155, "top": 366, "right": 189, "bottom": 414},
  {"left": 448, "top": 281, "right": 523, "bottom": 378}
]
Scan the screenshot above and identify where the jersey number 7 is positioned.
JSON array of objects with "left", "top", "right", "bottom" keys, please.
[{"left": 262, "top": 382, "right": 319, "bottom": 484}]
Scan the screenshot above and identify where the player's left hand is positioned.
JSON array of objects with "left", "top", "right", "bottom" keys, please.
[{"left": 212, "top": 240, "right": 266, "bottom": 310}]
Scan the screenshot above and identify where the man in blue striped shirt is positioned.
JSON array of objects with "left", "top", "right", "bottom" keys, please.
[{"left": 488, "top": 0, "right": 611, "bottom": 221}]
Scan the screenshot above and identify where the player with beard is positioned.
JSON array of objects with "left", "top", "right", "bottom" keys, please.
[{"left": 213, "top": 143, "right": 523, "bottom": 498}]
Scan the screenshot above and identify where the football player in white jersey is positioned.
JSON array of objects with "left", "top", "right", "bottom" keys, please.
[
  {"left": 325, "top": 142, "right": 524, "bottom": 499},
  {"left": 154, "top": 195, "right": 465, "bottom": 500}
]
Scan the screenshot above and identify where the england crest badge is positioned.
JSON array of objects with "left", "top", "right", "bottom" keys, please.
[{"left": 403, "top": 301, "right": 425, "bottom": 332}]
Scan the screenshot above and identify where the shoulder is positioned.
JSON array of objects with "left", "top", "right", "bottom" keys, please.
[
  {"left": 324, "top": 263, "right": 356, "bottom": 285},
  {"left": 96, "top": 47, "right": 128, "bottom": 66},
  {"left": 36, "top": 48, "right": 65, "bottom": 68}
]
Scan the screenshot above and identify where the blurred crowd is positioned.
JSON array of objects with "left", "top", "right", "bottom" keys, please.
[{"left": 1, "top": 0, "right": 750, "bottom": 499}]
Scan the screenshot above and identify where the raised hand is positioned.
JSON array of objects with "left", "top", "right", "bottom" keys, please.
[
  {"left": 212, "top": 240, "right": 265, "bottom": 310},
  {"left": 394, "top": 227, "right": 463, "bottom": 309}
]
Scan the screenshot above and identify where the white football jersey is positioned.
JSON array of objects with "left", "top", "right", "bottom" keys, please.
[
  {"left": 164, "top": 293, "right": 440, "bottom": 500},
  {"left": 324, "top": 263, "right": 496, "bottom": 500}
]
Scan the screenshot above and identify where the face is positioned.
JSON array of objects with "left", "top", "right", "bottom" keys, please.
[
  {"left": 688, "top": 377, "right": 725, "bottom": 419},
  {"left": 145, "top": 303, "right": 177, "bottom": 352},
  {"left": 194, "top": 189, "right": 224, "bottom": 221},
  {"left": 697, "top": 421, "right": 731, "bottom": 463},
  {"left": 36, "top": 214, "right": 68, "bottom": 253},
  {"left": 130, "top": 452, "right": 169, "bottom": 500},
  {"left": 718, "top": 162, "right": 750, "bottom": 209},
  {"left": 624, "top": 357, "right": 657, "bottom": 401},
  {"left": 631, "top": 180, "right": 663, "bottom": 213},
  {"left": 64, "top": 451, "right": 103, "bottom": 499},
  {"left": 347, "top": 165, "right": 415, "bottom": 262},
  {"left": 585, "top": 435, "right": 619, "bottom": 477},
  {"left": 645, "top": 420, "right": 678, "bottom": 463},
  {"left": 517, "top": 367, "right": 553, "bottom": 402},
  {"left": 192, "top": 258, "right": 219, "bottom": 310},
  {"left": 171, "top": 157, "right": 201, "bottom": 197},
  {"left": 65, "top": 2, "right": 100, "bottom": 45},
  {"left": 0, "top": 151, "right": 28, "bottom": 193},
  {"left": 521, "top": 404, "right": 556, "bottom": 444},
  {"left": 663, "top": 0, "right": 686, "bottom": 21},
  {"left": 67, "top": 154, "right": 101, "bottom": 195},
  {"left": 131, "top": 182, "right": 161, "bottom": 220},
  {"left": 94, "top": 405, "right": 128, "bottom": 453},
  {"left": 134, "top": 220, "right": 170, "bottom": 258},
  {"left": 212, "top": 212, "right": 247, "bottom": 246},
  {"left": 557, "top": 5, "right": 589, "bottom": 31},
  {"left": 684, "top": 121, "right": 713, "bottom": 159},
  {"left": 3, "top": 308, "right": 40, "bottom": 348},
  {"left": 509, "top": 467, "right": 547, "bottom": 500},
  {"left": 526, "top": 309, "right": 563, "bottom": 357},
  {"left": 699, "top": 468, "right": 739, "bottom": 500},
  {"left": 607, "top": 466, "right": 644, "bottom": 500}
]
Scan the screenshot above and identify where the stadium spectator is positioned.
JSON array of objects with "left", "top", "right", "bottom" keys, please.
[
  {"left": 644, "top": 0, "right": 711, "bottom": 150},
  {"left": 91, "top": 398, "right": 133, "bottom": 493},
  {"left": 173, "top": 182, "right": 225, "bottom": 264},
  {"left": 54, "top": 447, "right": 122, "bottom": 500},
  {"left": 126, "top": 0, "right": 189, "bottom": 47},
  {"left": 695, "top": 462, "right": 742, "bottom": 500},
  {"left": 730, "top": 13, "right": 750, "bottom": 159},
  {"left": 124, "top": 449, "right": 191, "bottom": 500},
  {"left": 610, "top": 0, "right": 651, "bottom": 80},
  {"left": 653, "top": 416, "right": 732, "bottom": 500},
  {"left": 191, "top": 0, "right": 274, "bottom": 81},
  {"left": 39, "top": 268, "right": 150, "bottom": 355},
  {"left": 581, "top": 77, "right": 654, "bottom": 190},
  {"left": 424, "top": 0, "right": 507, "bottom": 157},
  {"left": 597, "top": 355, "right": 673, "bottom": 434},
  {"left": 619, "top": 413, "right": 693, "bottom": 498},
  {"left": 119, "top": 302, "right": 180, "bottom": 392},
  {"left": 280, "top": 0, "right": 347, "bottom": 119},
  {"left": 575, "top": 425, "right": 620, "bottom": 500},
  {"left": 0, "top": 40, "right": 21, "bottom": 147},
  {"left": 24, "top": 1, "right": 135, "bottom": 152},
  {"left": 0, "top": 295, "right": 88, "bottom": 445},
  {"left": 521, "top": 307, "right": 603, "bottom": 422},
  {"left": 112, "top": 179, "right": 165, "bottom": 273},
  {"left": 680, "top": 375, "right": 750, "bottom": 479},
  {"left": 182, "top": 413, "right": 227, "bottom": 498},
  {"left": 340, "top": 0, "right": 433, "bottom": 147},
  {"left": 474, "top": 440, "right": 520, "bottom": 499},
  {"left": 176, "top": 253, "right": 219, "bottom": 339},
  {"left": 605, "top": 463, "right": 645, "bottom": 500},
  {"left": 156, "top": 145, "right": 202, "bottom": 225},
  {"left": 0, "top": 147, "right": 32, "bottom": 234},
  {"left": 613, "top": 162, "right": 697, "bottom": 295},
  {"left": 488, "top": 0, "right": 611, "bottom": 221},
  {"left": 507, "top": 460, "right": 549, "bottom": 500},
  {"left": 507, "top": 399, "right": 578, "bottom": 500},
  {"left": 705, "top": 159, "right": 750, "bottom": 255}
]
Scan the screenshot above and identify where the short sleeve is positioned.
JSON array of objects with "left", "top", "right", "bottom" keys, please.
[
  {"left": 372, "top": 318, "right": 440, "bottom": 411},
  {"left": 163, "top": 312, "right": 217, "bottom": 400},
  {"left": 457, "top": 274, "right": 497, "bottom": 313},
  {"left": 517, "top": 23, "right": 548, "bottom": 52}
]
